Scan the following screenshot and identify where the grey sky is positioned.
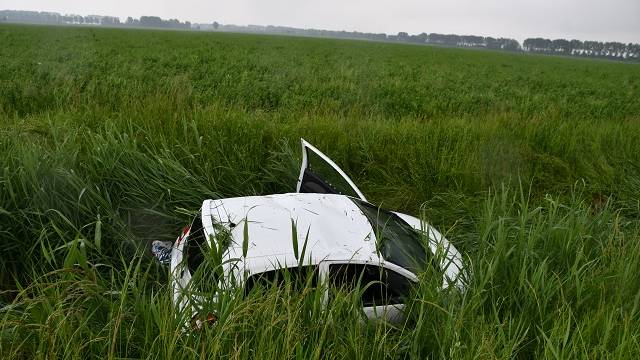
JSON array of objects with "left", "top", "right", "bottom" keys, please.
[{"left": 4, "top": 0, "right": 640, "bottom": 43}]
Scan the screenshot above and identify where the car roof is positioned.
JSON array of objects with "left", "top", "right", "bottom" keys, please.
[{"left": 201, "top": 193, "right": 381, "bottom": 273}]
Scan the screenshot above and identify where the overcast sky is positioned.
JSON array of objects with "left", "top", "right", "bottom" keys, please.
[{"left": 4, "top": 0, "right": 640, "bottom": 43}]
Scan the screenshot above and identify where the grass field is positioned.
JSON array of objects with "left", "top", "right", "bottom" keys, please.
[{"left": 1, "top": 23, "right": 640, "bottom": 358}]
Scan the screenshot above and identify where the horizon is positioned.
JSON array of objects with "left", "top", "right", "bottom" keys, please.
[{"left": 2, "top": 0, "right": 639, "bottom": 45}]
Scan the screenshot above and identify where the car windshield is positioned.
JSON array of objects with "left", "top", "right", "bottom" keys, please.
[{"left": 351, "top": 199, "right": 431, "bottom": 274}]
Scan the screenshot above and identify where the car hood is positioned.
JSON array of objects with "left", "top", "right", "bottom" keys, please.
[{"left": 202, "top": 193, "right": 380, "bottom": 271}]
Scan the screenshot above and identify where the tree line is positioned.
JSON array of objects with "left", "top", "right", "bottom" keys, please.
[
  {"left": 2, "top": 9, "right": 638, "bottom": 61},
  {"left": 205, "top": 24, "right": 638, "bottom": 61},
  {"left": 0, "top": 10, "right": 190, "bottom": 30},
  {"left": 523, "top": 38, "right": 639, "bottom": 60},
  {"left": 389, "top": 32, "right": 521, "bottom": 51},
  {"left": 125, "top": 16, "right": 190, "bottom": 29},
  {"left": 0, "top": 10, "right": 120, "bottom": 26}
]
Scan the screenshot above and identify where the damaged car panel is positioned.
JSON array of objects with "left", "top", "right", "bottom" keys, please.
[{"left": 160, "top": 138, "right": 465, "bottom": 324}]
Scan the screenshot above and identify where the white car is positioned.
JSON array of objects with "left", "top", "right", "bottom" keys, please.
[{"left": 159, "top": 139, "right": 464, "bottom": 324}]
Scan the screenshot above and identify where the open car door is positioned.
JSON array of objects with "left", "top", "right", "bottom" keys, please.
[{"left": 296, "top": 139, "right": 367, "bottom": 201}]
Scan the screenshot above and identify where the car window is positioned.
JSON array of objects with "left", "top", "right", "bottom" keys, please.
[
  {"left": 297, "top": 140, "right": 366, "bottom": 201},
  {"left": 351, "top": 200, "right": 433, "bottom": 274},
  {"left": 328, "top": 263, "right": 412, "bottom": 306},
  {"left": 304, "top": 149, "right": 361, "bottom": 199},
  {"left": 244, "top": 266, "right": 319, "bottom": 295},
  {"left": 186, "top": 215, "right": 207, "bottom": 275}
]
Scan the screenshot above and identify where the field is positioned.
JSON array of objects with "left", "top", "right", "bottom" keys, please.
[{"left": 1, "top": 23, "right": 640, "bottom": 358}]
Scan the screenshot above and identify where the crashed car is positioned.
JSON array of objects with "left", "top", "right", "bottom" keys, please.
[{"left": 154, "top": 139, "right": 464, "bottom": 324}]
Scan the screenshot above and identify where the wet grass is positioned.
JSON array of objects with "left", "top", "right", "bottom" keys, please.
[{"left": 1, "top": 23, "right": 640, "bottom": 358}]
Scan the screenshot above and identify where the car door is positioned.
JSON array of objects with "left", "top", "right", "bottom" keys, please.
[
  {"left": 322, "top": 260, "right": 417, "bottom": 323},
  {"left": 296, "top": 139, "right": 367, "bottom": 201}
]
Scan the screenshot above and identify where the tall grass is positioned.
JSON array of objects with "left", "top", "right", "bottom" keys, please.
[
  {"left": 2, "top": 186, "right": 639, "bottom": 358},
  {"left": 1, "top": 23, "right": 640, "bottom": 358}
]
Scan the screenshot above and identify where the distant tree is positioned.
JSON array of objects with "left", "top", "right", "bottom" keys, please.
[
  {"left": 428, "top": 33, "right": 447, "bottom": 44},
  {"left": 520, "top": 37, "right": 640, "bottom": 60},
  {"left": 606, "top": 42, "right": 624, "bottom": 58},
  {"left": 167, "top": 18, "right": 179, "bottom": 28},
  {"left": 101, "top": 16, "right": 120, "bottom": 26},
  {"left": 412, "top": 32, "right": 427, "bottom": 43},
  {"left": 84, "top": 15, "right": 101, "bottom": 24},
  {"left": 406, "top": 33, "right": 422, "bottom": 43},
  {"left": 569, "top": 39, "right": 583, "bottom": 55},
  {"left": 500, "top": 38, "right": 521, "bottom": 51},
  {"left": 591, "top": 41, "right": 604, "bottom": 56},
  {"left": 126, "top": 17, "right": 134, "bottom": 25},
  {"left": 551, "top": 39, "right": 571, "bottom": 53},
  {"left": 485, "top": 37, "right": 500, "bottom": 49},
  {"left": 524, "top": 38, "right": 553, "bottom": 52},
  {"left": 140, "top": 16, "right": 162, "bottom": 27},
  {"left": 633, "top": 44, "right": 640, "bottom": 59},
  {"left": 213, "top": 21, "right": 219, "bottom": 30},
  {"left": 582, "top": 41, "right": 598, "bottom": 56}
]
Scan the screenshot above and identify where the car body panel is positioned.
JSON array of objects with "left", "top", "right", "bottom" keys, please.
[
  {"left": 165, "top": 139, "right": 465, "bottom": 324},
  {"left": 170, "top": 196, "right": 464, "bottom": 319},
  {"left": 203, "top": 193, "right": 379, "bottom": 276}
]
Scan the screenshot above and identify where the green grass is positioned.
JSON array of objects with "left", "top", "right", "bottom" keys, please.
[{"left": 1, "top": 23, "right": 640, "bottom": 358}]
